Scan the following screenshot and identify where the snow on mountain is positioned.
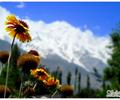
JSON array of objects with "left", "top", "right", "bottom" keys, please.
[
  {"left": 0, "top": 6, "right": 111, "bottom": 73},
  {"left": 20, "top": 19, "right": 110, "bottom": 72}
]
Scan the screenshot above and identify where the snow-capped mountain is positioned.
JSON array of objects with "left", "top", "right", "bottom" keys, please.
[
  {"left": 19, "top": 20, "right": 110, "bottom": 73},
  {"left": 0, "top": 6, "right": 111, "bottom": 73},
  {"left": 0, "top": 6, "right": 111, "bottom": 88}
]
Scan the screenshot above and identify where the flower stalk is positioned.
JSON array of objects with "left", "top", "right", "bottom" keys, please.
[
  {"left": 51, "top": 90, "right": 58, "bottom": 98},
  {"left": 4, "top": 33, "right": 17, "bottom": 98}
]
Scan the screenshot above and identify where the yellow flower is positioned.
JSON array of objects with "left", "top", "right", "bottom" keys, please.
[
  {"left": 28, "top": 50, "right": 40, "bottom": 57},
  {"left": 59, "top": 84, "right": 73, "bottom": 96},
  {"left": 0, "top": 51, "right": 9, "bottom": 64},
  {"left": 17, "top": 53, "right": 40, "bottom": 74},
  {"left": 30, "top": 68, "right": 49, "bottom": 81},
  {"left": 43, "top": 77, "right": 59, "bottom": 87},
  {"left": 27, "top": 50, "right": 41, "bottom": 62},
  {"left": 5, "top": 15, "right": 31, "bottom": 42}
]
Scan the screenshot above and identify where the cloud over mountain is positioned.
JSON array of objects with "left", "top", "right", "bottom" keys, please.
[{"left": 0, "top": 6, "right": 111, "bottom": 72}]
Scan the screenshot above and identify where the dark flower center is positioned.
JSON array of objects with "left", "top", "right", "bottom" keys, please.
[
  {"left": 15, "top": 25, "right": 26, "bottom": 33},
  {"left": 28, "top": 50, "right": 39, "bottom": 56},
  {"left": 37, "top": 71, "right": 46, "bottom": 76},
  {"left": 19, "top": 20, "right": 28, "bottom": 28}
]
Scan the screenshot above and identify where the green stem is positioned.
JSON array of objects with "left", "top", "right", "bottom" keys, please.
[
  {"left": 18, "top": 72, "right": 24, "bottom": 98},
  {"left": 51, "top": 90, "right": 58, "bottom": 98},
  {"left": 4, "top": 33, "right": 17, "bottom": 98},
  {"left": 33, "top": 82, "right": 37, "bottom": 90},
  {"left": 18, "top": 82, "right": 22, "bottom": 98},
  {"left": 0, "top": 63, "right": 3, "bottom": 75}
]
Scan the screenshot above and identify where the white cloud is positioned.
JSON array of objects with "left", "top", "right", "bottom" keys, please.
[
  {"left": 16, "top": 2, "right": 25, "bottom": 8},
  {"left": 22, "top": 19, "right": 110, "bottom": 71},
  {"left": 0, "top": 6, "right": 11, "bottom": 41},
  {"left": 0, "top": 6, "right": 111, "bottom": 71}
]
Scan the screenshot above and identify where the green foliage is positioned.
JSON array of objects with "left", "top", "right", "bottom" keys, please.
[
  {"left": 67, "top": 71, "right": 72, "bottom": 85},
  {"left": 0, "top": 43, "right": 21, "bottom": 90},
  {"left": 87, "top": 74, "right": 90, "bottom": 89},
  {"left": 10, "top": 44, "right": 21, "bottom": 67},
  {"left": 51, "top": 66, "right": 62, "bottom": 84},
  {"left": 58, "top": 70, "right": 62, "bottom": 84},
  {"left": 0, "top": 64, "right": 21, "bottom": 89},
  {"left": 52, "top": 66, "right": 59, "bottom": 78},
  {"left": 78, "top": 72, "right": 81, "bottom": 92},
  {"left": 104, "top": 24, "right": 120, "bottom": 90},
  {"left": 74, "top": 88, "right": 100, "bottom": 98},
  {"left": 74, "top": 67, "right": 78, "bottom": 91},
  {"left": 102, "top": 79, "right": 106, "bottom": 90}
]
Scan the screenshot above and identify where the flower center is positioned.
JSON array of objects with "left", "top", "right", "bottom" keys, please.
[
  {"left": 37, "top": 71, "right": 46, "bottom": 76},
  {"left": 15, "top": 25, "right": 26, "bottom": 33}
]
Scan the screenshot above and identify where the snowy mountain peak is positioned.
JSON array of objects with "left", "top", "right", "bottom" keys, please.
[
  {"left": 19, "top": 19, "right": 111, "bottom": 72},
  {"left": 0, "top": 6, "right": 111, "bottom": 72}
]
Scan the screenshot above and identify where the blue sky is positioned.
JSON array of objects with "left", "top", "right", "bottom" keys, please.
[{"left": 0, "top": 2, "right": 120, "bottom": 36}]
